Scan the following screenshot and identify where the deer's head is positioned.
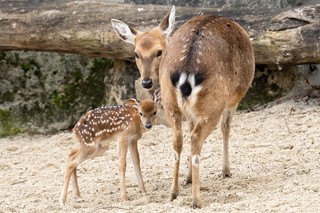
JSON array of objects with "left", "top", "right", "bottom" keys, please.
[
  {"left": 111, "top": 6, "right": 176, "bottom": 90},
  {"left": 124, "top": 98, "right": 157, "bottom": 130}
]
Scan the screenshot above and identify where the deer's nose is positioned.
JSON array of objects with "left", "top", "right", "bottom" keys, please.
[
  {"left": 145, "top": 122, "right": 152, "bottom": 130},
  {"left": 142, "top": 79, "right": 153, "bottom": 89}
]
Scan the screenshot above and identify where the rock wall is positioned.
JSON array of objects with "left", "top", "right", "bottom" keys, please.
[
  {"left": 124, "top": 0, "right": 305, "bottom": 8},
  {"left": 1, "top": 0, "right": 319, "bottom": 137},
  {"left": 0, "top": 51, "right": 138, "bottom": 136}
]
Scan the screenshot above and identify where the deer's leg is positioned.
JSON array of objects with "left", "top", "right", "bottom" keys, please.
[
  {"left": 70, "top": 144, "right": 107, "bottom": 199},
  {"left": 185, "top": 120, "right": 194, "bottom": 185},
  {"left": 60, "top": 145, "right": 97, "bottom": 207},
  {"left": 71, "top": 145, "right": 99, "bottom": 199},
  {"left": 71, "top": 168, "right": 81, "bottom": 199},
  {"left": 60, "top": 148, "right": 79, "bottom": 206},
  {"left": 221, "top": 105, "right": 237, "bottom": 178},
  {"left": 167, "top": 110, "right": 183, "bottom": 201},
  {"left": 128, "top": 140, "right": 146, "bottom": 195},
  {"left": 118, "top": 140, "right": 129, "bottom": 201},
  {"left": 190, "top": 116, "right": 220, "bottom": 208}
]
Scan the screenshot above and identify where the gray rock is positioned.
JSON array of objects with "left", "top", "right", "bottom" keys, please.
[
  {"left": 124, "top": 0, "right": 304, "bottom": 9},
  {"left": 301, "top": 64, "right": 320, "bottom": 90},
  {"left": 0, "top": 51, "right": 138, "bottom": 136}
]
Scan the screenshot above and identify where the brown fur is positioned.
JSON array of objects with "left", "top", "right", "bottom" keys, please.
[
  {"left": 111, "top": 8, "right": 255, "bottom": 208},
  {"left": 160, "top": 15, "right": 254, "bottom": 208},
  {"left": 59, "top": 99, "right": 157, "bottom": 206},
  {"left": 134, "top": 28, "right": 167, "bottom": 86}
]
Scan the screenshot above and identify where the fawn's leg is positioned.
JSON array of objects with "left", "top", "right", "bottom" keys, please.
[
  {"left": 129, "top": 140, "right": 146, "bottom": 194},
  {"left": 60, "top": 148, "right": 79, "bottom": 207},
  {"left": 221, "top": 105, "right": 237, "bottom": 178},
  {"left": 60, "top": 145, "right": 97, "bottom": 206},
  {"left": 71, "top": 168, "right": 81, "bottom": 199},
  {"left": 71, "top": 144, "right": 107, "bottom": 198},
  {"left": 118, "top": 140, "right": 128, "bottom": 201}
]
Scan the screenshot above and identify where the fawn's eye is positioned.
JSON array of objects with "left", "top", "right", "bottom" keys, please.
[
  {"left": 139, "top": 112, "right": 143, "bottom": 116},
  {"left": 156, "top": 50, "right": 162, "bottom": 58},
  {"left": 153, "top": 111, "right": 157, "bottom": 115},
  {"left": 134, "top": 52, "right": 140, "bottom": 59}
]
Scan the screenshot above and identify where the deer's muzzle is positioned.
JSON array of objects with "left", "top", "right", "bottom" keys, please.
[{"left": 141, "top": 79, "right": 153, "bottom": 89}]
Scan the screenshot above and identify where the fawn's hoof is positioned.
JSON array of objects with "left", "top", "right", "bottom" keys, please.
[
  {"left": 121, "top": 194, "right": 128, "bottom": 201},
  {"left": 75, "top": 196, "right": 84, "bottom": 203},
  {"left": 59, "top": 194, "right": 66, "bottom": 208},
  {"left": 192, "top": 197, "right": 203, "bottom": 209}
]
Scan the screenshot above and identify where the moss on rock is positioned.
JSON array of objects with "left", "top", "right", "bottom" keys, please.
[{"left": 0, "top": 109, "right": 21, "bottom": 137}]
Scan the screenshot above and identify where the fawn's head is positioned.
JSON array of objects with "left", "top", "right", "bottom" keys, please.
[
  {"left": 124, "top": 98, "right": 157, "bottom": 130},
  {"left": 111, "top": 6, "right": 176, "bottom": 90}
]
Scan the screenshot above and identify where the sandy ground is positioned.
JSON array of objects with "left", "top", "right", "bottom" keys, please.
[{"left": 1, "top": 97, "right": 320, "bottom": 212}]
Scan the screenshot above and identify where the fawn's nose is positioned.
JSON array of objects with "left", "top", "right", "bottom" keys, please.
[
  {"left": 142, "top": 79, "right": 153, "bottom": 89},
  {"left": 145, "top": 122, "right": 152, "bottom": 130}
]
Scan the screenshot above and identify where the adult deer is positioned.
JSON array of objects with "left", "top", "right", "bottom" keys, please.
[
  {"left": 112, "top": 6, "right": 255, "bottom": 208},
  {"left": 59, "top": 98, "right": 157, "bottom": 206}
]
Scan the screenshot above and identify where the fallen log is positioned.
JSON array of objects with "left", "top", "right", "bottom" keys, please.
[{"left": 0, "top": 1, "right": 319, "bottom": 65}]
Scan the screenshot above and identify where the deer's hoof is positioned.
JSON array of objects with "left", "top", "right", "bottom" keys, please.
[
  {"left": 170, "top": 193, "right": 178, "bottom": 201},
  {"left": 222, "top": 170, "right": 232, "bottom": 178},
  {"left": 184, "top": 177, "right": 192, "bottom": 185}
]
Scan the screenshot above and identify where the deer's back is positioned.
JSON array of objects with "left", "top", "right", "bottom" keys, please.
[
  {"left": 160, "top": 15, "right": 255, "bottom": 108},
  {"left": 73, "top": 106, "right": 141, "bottom": 146}
]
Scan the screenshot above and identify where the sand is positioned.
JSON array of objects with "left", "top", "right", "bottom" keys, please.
[{"left": 1, "top": 97, "right": 320, "bottom": 212}]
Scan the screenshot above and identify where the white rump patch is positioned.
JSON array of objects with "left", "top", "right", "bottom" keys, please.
[{"left": 175, "top": 73, "right": 202, "bottom": 119}]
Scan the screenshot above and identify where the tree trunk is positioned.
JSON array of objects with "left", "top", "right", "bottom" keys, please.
[{"left": 0, "top": 1, "right": 319, "bottom": 65}]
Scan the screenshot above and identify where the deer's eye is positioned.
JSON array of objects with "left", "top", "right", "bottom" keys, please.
[
  {"left": 134, "top": 52, "right": 140, "bottom": 59},
  {"left": 153, "top": 111, "right": 157, "bottom": 115},
  {"left": 139, "top": 112, "right": 143, "bottom": 116},
  {"left": 156, "top": 50, "right": 162, "bottom": 58}
]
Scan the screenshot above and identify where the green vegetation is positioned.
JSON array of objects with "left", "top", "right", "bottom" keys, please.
[
  {"left": 21, "top": 63, "right": 32, "bottom": 72},
  {"left": 0, "top": 51, "right": 116, "bottom": 136},
  {"left": 49, "top": 58, "right": 113, "bottom": 112},
  {"left": 21, "top": 59, "right": 40, "bottom": 73},
  {"left": 0, "top": 109, "right": 21, "bottom": 138}
]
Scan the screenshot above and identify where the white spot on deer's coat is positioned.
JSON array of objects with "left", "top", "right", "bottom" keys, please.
[
  {"left": 180, "top": 56, "right": 186, "bottom": 62},
  {"left": 192, "top": 155, "right": 200, "bottom": 165},
  {"left": 174, "top": 151, "right": 179, "bottom": 162}
]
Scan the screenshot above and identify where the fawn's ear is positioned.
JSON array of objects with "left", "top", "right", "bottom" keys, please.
[
  {"left": 124, "top": 98, "right": 140, "bottom": 108},
  {"left": 111, "top": 19, "right": 138, "bottom": 45},
  {"left": 158, "top": 5, "right": 175, "bottom": 38}
]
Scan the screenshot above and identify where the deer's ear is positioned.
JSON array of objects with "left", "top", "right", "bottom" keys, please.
[
  {"left": 158, "top": 6, "right": 175, "bottom": 37},
  {"left": 124, "top": 98, "right": 140, "bottom": 108},
  {"left": 111, "top": 19, "right": 138, "bottom": 45}
]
